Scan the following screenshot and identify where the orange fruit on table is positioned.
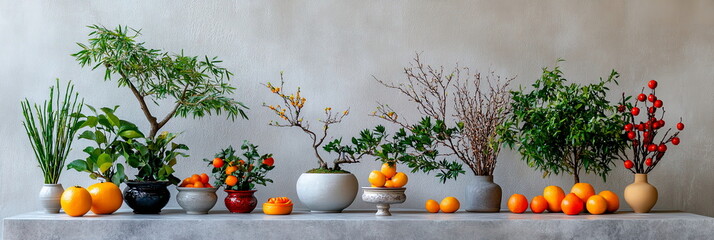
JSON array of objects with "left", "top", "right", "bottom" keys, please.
[
  {"left": 425, "top": 199, "right": 440, "bottom": 213},
  {"left": 530, "top": 195, "right": 548, "bottom": 214},
  {"left": 368, "top": 170, "right": 387, "bottom": 187},
  {"left": 586, "top": 195, "right": 608, "bottom": 215},
  {"left": 440, "top": 197, "right": 460, "bottom": 213},
  {"left": 225, "top": 175, "right": 238, "bottom": 186},
  {"left": 86, "top": 182, "right": 122, "bottom": 215},
  {"left": 384, "top": 180, "right": 395, "bottom": 188},
  {"left": 226, "top": 166, "right": 238, "bottom": 175},
  {"left": 60, "top": 186, "right": 92, "bottom": 217},
  {"left": 200, "top": 173, "right": 210, "bottom": 184},
  {"left": 263, "top": 197, "right": 293, "bottom": 215},
  {"left": 561, "top": 193, "right": 584, "bottom": 215},
  {"left": 391, "top": 172, "right": 408, "bottom": 188},
  {"left": 570, "top": 183, "right": 596, "bottom": 203},
  {"left": 507, "top": 194, "right": 528, "bottom": 213},
  {"left": 543, "top": 185, "right": 565, "bottom": 212},
  {"left": 381, "top": 162, "right": 397, "bottom": 179},
  {"left": 598, "top": 190, "right": 620, "bottom": 213}
]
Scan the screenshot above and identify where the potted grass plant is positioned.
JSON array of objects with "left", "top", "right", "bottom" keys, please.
[
  {"left": 263, "top": 73, "right": 359, "bottom": 212},
  {"left": 21, "top": 80, "right": 83, "bottom": 213}
]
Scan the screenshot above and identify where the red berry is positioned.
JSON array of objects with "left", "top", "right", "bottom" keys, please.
[
  {"left": 654, "top": 100, "right": 663, "bottom": 108},
  {"left": 643, "top": 131, "right": 650, "bottom": 139},
  {"left": 648, "top": 144, "right": 658, "bottom": 152},
  {"left": 677, "top": 122, "right": 685, "bottom": 130},
  {"left": 636, "top": 124, "right": 645, "bottom": 131},
  {"left": 648, "top": 94, "right": 657, "bottom": 102},
  {"left": 658, "top": 144, "right": 668, "bottom": 152},
  {"left": 648, "top": 107, "right": 656, "bottom": 114},
  {"left": 658, "top": 120, "right": 665, "bottom": 127},
  {"left": 648, "top": 80, "right": 658, "bottom": 89},
  {"left": 624, "top": 124, "right": 634, "bottom": 132},
  {"left": 631, "top": 107, "right": 640, "bottom": 116},
  {"left": 624, "top": 160, "right": 634, "bottom": 169},
  {"left": 645, "top": 158, "right": 653, "bottom": 166},
  {"left": 617, "top": 105, "right": 626, "bottom": 112},
  {"left": 652, "top": 122, "right": 661, "bottom": 129},
  {"left": 672, "top": 137, "right": 680, "bottom": 145},
  {"left": 627, "top": 131, "right": 636, "bottom": 140},
  {"left": 637, "top": 93, "right": 647, "bottom": 102}
]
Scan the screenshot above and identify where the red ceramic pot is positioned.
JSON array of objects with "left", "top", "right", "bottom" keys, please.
[{"left": 225, "top": 190, "right": 257, "bottom": 213}]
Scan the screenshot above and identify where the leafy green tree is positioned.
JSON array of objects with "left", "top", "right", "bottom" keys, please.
[
  {"left": 500, "top": 62, "right": 628, "bottom": 183},
  {"left": 72, "top": 25, "right": 248, "bottom": 138},
  {"left": 126, "top": 132, "right": 188, "bottom": 184}
]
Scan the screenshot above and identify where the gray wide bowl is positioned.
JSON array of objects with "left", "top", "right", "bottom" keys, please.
[{"left": 176, "top": 187, "right": 219, "bottom": 214}]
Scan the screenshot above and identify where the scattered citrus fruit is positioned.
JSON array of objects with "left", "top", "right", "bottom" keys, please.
[
  {"left": 60, "top": 186, "right": 92, "bottom": 217},
  {"left": 425, "top": 199, "right": 440, "bottom": 213},
  {"left": 507, "top": 194, "right": 528, "bottom": 213},
  {"left": 530, "top": 195, "right": 548, "bottom": 214},
  {"left": 391, "top": 172, "right": 408, "bottom": 188},
  {"left": 440, "top": 197, "right": 460, "bottom": 213},
  {"left": 561, "top": 193, "right": 584, "bottom": 215},
  {"left": 598, "top": 190, "right": 620, "bottom": 213},
  {"left": 86, "top": 182, "right": 122, "bottom": 215},
  {"left": 570, "top": 183, "right": 596, "bottom": 203},
  {"left": 586, "top": 195, "right": 607, "bottom": 215},
  {"left": 543, "top": 185, "right": 565, "bottom": 212},
  {"left": 381, "top": 162, "right": 397, "bottom": 179},
  {"left": 368, "top": 170, "right": 387, "bottom": 187}
]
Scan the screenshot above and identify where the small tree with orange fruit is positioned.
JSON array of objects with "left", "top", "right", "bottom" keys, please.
[
  {"left": 205, "top": 141, "right": 275, "bottom": 191},
  {"left": 263, "top": 73, "right": 355, "bottom": 172}
]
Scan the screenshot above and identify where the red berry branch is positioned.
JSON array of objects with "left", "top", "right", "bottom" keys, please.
[{"left": 618, "top": 80, "right": 683, "bottom": 174}]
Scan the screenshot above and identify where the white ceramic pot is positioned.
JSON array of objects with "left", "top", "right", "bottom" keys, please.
[
  {"left": 39, "top": 184, "right": 64, "bottom": 213},
  {"left": 296, "top": 173, "right": 358, "bottom": 213},
  {"left": 176, "top": 187, "right": 219, "bottom": 214}
]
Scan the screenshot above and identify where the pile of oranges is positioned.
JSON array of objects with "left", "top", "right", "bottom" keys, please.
[
  {"left": 508, "top": 183, "right": 619, "bottom": 215},
  {"left": 179, "top": 173, "right": 215, "bottom": 188},
  {"left": 367, "top": 163, "right": 408, "bottom": 188},
  {"left": 424, "top": 197, "right": 460, "bottom": 213}
]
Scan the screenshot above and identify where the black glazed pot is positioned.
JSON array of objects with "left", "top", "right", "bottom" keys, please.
[{"left": 123, "top": 181, "right": 171, "bottom": 214}]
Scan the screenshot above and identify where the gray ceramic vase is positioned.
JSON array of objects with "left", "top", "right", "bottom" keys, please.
[
  {"left": 176, "top": 187, "right": 219, "bottom": 214},
  {"left": 39, "top": 184, "right": 64, "bottom": 213},
  {"left": 464, "top": 175, "right": 502, "bottom": 212}
]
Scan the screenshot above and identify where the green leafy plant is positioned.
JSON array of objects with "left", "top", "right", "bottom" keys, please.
[
  {"left": 500, "top": 61, "right": 628, "bottom": 183},
  {"left": 205, "top": 141, "right": 275, "bottom": 191},
  {"left": 72, "top": 24, "right": 248, "bottom": 138},
  {"left": 21, "top": 80, "right": 84, "bottom": 184},
  {"left": 67, "top": 106, "right": 144, "bottom": 185},
  {"left": 125, "top": 132, "right": 188, "bottom": 184}
]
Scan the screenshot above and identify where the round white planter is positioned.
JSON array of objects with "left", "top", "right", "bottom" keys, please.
[
  {"left": 39, "top": 184, "right": 64, "bottom": 213},
  {"left": 296, "top": 173, "right": 358, "bottom": 213},
  {"left": 176, "top": 187, "right": 219, "bottom": 214}
]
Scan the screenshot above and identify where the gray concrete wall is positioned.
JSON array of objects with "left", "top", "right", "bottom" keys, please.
[{"left": 2, "top": 0, "right": 713, "bottom": 235}]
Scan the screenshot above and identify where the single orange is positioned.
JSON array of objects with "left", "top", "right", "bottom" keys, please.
[
  {"left": 183, "top": 177, "right": 193, "bottom": 184},
  {"left": 530, "top": 195, "right": 548, "bottom": 214},
  {"left": 60, "top": 186, "right": 92, "bottom": 217},
  {"left": 190, "top": 174, "right": 201, "bottom": 184},
  {"left": 87, "top": 182, "right": 123, "bottom": 215},
  {"left": 586, "top": 195, "right": 607, "bottom": 215},
  {"left": 561, "top": 193, "right": 584, "bottom": 215},
  {"left": 193, "top": 182, "right": 205, "bottom": 188},
  {"left": 225, "top": 175, "right": 238, "bottom": 186},
  {"left": 213, "top": 158, "right": 224, "bottom": 168},
  {"left": 391, "top": 172, "right": 408, "bottom": 188},
  {"left": 200, "top": 173, "right": 210, "bottom": 184},
  {"left": 440, "top": 197, "right": 460, "bottom": 213},
  {"left": 543, "top": 185, "right": 565, "bottom": 212},
  {"left": 380, "top": 162, "right": 397, "bottom": 179},
  {"left": 425, "top": 199, "right": 440, "bottom": 213},
  {"left": 226, "top": 166, "right": 238, "bottom": 175},
  {"left": 368, "top": 170, "right": 387, "bottom": 187},
  {"left": 598, "top": 190, "right": 620, "bottom": 213},
  {"left": 384, "top": 180, "right": 395, "bottom": 188},
  {"left": 570, "top": 183, "right": 596, "bottom": 203},
  {"left": 507, "top": 194, "right": 528, "bottom": 213}
]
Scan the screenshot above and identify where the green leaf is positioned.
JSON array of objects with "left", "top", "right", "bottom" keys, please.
[
  {"left": 97, "top": 153, "right": 113, "bottom": 173},
  {"left": 67, "top": 160, "right": 88, "bottom": 172},
  {"left": 119, "top": 130, "right": 143, "bottom": 139},
  {"left": 78, "top": 130, "right": 96, "bottom": 140}
]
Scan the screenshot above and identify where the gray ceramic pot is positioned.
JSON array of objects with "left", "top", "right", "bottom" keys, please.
[
  {"left": 39, "top": 184, "right": 64, "bottom": 213},
  {"left": 176, "top": 187, "right": 219, "bottom": 214},
  {"left": 361, "top": 187, "right": 406, "bottom": 216},
  {"left": 464, "top": 175, "right": 502, "bottom": 212}
]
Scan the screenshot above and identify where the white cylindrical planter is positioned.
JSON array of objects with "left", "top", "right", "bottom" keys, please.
[
  {"left": 464, "top": 175, "right": 502, "bottom": 212},
  {"left": 39, "top": 184, "right": 64, "bottom": 213},
  {"left": 296, "top": 173, "right": 358, "bottom": 213}
]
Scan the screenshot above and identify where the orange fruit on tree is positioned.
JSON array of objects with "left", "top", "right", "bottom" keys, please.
[
  {"left": 86, "top": 182, "right": 123, "bottom": 215},
  {"left": 200, "top": 173, "right": 210, "bottom": 184},
  {"left": 380, "top": 162, "right": 397, "bottom": 179},
  {"left": 425, "top": 199, "right": 440, "bottom": 213},
  {"left": 507, "top": 194, "right": 528, "bottom": 213},
  {"left": 368, "top": 170, "right": 387, "bottom": 187},
  {"left": 530, "top": 195, "right": 548, "bottom": 214},
  {"left": 586, "top": 195, "right": 607, "bottom": 215},
  {"left": 543, "top": 185, "right": 565, "bottom": 212},
  {"left": 60, "top": 186, "right": 92, "bottom": 217},
  {"left": 561, "top": 193, "right": 584, "bottom": 215},
  {"left": 570, "top": 183, "right": 596, "bottom": 203},
  {"left": 213, "top": 158, "right": 224, "bottom": 168},
  {"left": 391, "top": 172, "right": 408, "bottom": 188},
  {"left": 226, "top": 166, "right": 238, "bottom": 175},
  {"left": 598, "top": 190, "right": 619, "bottom": 213},
  {"left": 225, "top": 175, "right": 238, "bottom": 186},
  {"left": 440, "top": 197, "right": 460, "bottom": 213}
]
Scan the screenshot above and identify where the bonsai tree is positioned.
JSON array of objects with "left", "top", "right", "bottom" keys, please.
[
  {"left": 67, "top": 106, "right": 144, "bottom": 185},
  {"left": 371, "top": 54, "right": 514, "bottom": 181},
  {"left": 617, "top": 80, "right": 684, "bottom": 173},
  {"left": 21, "top": 80, "right": 84, "bottom": 184},
  {"left": 125, "top": 132, "right": 189, "bottom": 184},
  {"left": 204, "top": 141, "right": 275, "bottom": 191},
  {"left": 72, "top": 25, "right": 248, "bottom": 138},
  {"left": 263, "top": 73, "right": 355, "bottom": 172},
  {"left": 500, "top": 61, "right": 628, "bottom": 183}
]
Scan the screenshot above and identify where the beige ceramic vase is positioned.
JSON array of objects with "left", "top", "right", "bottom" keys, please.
[{"left": 624, "top": 174, "right": 658, "bottom": 213}]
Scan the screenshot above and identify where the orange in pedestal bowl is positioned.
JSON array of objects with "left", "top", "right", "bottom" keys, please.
[{"left": 263, "top": 197, "right": 294, "bottom": 215}]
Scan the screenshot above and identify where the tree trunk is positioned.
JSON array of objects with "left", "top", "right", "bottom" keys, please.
[{"left": 573, "top": 169, "right": 580, "bottom": 184}]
